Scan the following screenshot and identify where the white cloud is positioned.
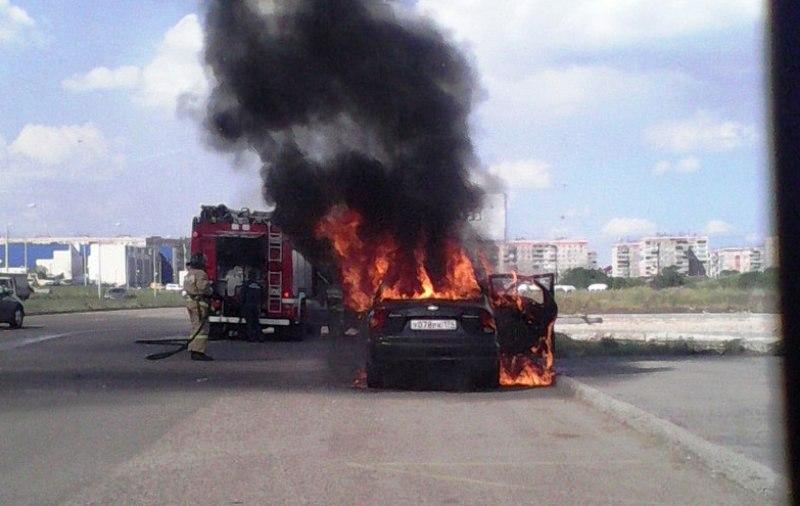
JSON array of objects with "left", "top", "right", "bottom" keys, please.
[
  {"left": 0, "top": 0, "right": 34, "bottom": 44},
  {"left": 62, "top": 66, "right": 141, "bottom": 92},
  {"left": 705, "top": 219, "right": 733, "bottom": 235},
  {"left": 652, "top": 156, "right": 701, "bottom": 175},
  {"left": 483, "top": 65, "right": 672, "bottom": 121},
  {"left": 417, "top": 1, "right": 761, "bottom": 75},
  {"left": 137, "top": 14, "right": 207, "bottom": 109},
  {"left": 62, "top": 14, "right": 207, "bottom": 111},
  {"left": 9, "top": 123, "right": 109, "bottom": 166},
  {"left": 1, "top": 124, "right": 124, "bottom": 188},
  {"left": 644, "top": 111, "right": 756, "bottom": 153},
  {"left": 602, "top": 217, "right": 657, "bottom": 237},
  {"left": 488, "top": 160, "right": 552, "bottom": 189}
]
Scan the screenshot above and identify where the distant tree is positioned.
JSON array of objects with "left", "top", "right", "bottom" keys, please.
[
  {"left": 560, "top": 268, "right": 611, "bottom": 289},
  {"left": 651, "top": 265, "right": 685, "bottom": 289}
]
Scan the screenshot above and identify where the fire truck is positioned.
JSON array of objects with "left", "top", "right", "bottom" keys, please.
[{"left": 190, "top": 205, "right": 314, "bottom": 339}]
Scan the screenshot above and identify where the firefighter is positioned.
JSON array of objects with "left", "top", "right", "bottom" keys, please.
[
  {"left": 184, "top": 252, "right": 214, "bottom": 361},
  {"left": 241, "top": 270, "right": 263, "bottom": 341}
]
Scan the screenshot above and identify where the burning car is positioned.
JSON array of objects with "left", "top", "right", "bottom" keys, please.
[
  {"left": 365, "top": 271, "right": 558, "bottom": 390},
  {"left": 366, "top": 297, "right": 499, "bottom": 389}
]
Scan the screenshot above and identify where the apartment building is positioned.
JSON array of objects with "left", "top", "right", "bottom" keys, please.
[
  {"left": 502, "top": 238, "right": 589, "bottom": 277},
  {"left": 638, "top": 236, "right": 709, "bottom": 276},
  {"left": 612, "top": 235, "right": 709, "bottom": 277},
  {"left": 611, "top": 242, "right": 641, "bottom": 278},
  {"left": 709, "top": 247, "right": 764, "bottom": 277},
  {"left": 500, "top": 241, "right": 557, "bottom": 274}
]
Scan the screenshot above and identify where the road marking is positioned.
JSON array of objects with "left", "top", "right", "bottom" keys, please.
[{"left": 0, "top": 331, "right": 79, "bottom": 351}]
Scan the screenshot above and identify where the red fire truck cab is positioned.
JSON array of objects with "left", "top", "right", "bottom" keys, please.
[{"left": 190, "top": 205, "right": 314, "bottom": 339}]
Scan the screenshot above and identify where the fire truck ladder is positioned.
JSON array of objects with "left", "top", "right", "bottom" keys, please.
[{"left": 267, "top": 226, "right": 283, "bottom": 313}]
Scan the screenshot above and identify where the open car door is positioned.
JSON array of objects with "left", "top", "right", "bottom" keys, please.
[{"left": 488, "top": 273, "right": 558, "bottom": 386}]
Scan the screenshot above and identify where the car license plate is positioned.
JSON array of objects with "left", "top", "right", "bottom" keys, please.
[{"left": 410, "top": 319, "right": 457, "bottom": 331}]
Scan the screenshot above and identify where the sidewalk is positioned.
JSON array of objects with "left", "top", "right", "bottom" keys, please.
[{"left": 559, "top": 355, "right": 787, "bottom": 476}]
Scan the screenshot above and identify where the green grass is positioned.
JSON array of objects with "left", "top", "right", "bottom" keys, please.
[
  {"left": 22, "top": 285, "right": 186, "bottom": 315},
  {"left": 555, "top": 286, "right": 777, "bottom": 314}
]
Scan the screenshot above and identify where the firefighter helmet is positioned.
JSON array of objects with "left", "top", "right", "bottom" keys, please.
[{"left": 187, "top": 252, "right": 205, "bottom": 269}]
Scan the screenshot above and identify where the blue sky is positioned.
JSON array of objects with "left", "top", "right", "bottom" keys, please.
[{"left": 0, "top": 1, "right": 769, "bottom": 264}]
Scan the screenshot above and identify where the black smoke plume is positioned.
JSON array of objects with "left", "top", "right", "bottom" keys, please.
[{"left": 203, "top": 0, "right": 483, "bottom": 285}]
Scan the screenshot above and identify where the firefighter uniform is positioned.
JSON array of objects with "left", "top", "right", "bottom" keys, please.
[
  {"left": 184, "top": 264, "right": 213, "bottom": 359},
  {"left": 242, "top": 275, "right": 263, "bottom": 341}
]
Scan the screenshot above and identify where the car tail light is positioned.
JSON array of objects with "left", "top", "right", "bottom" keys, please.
[
  {"left": 369, "top": 309, "right": 388, "bottom": 330},
  {"left": 480, "top": 310, "right": 496, "bottom": 333}
]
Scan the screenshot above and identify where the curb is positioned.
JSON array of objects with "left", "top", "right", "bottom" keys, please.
[{"left": 557, "top": 375, "right": 786, "bottom": 499}]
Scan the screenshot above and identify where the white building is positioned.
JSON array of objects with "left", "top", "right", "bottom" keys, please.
[
  {"left": 710, "top": 247, "right": 764, "bottom": 277},
  {"left": 612, "top": 236, "right": 709, "bottom": 277},
  {"left": 611, "top": 242, "right": 641, "bottom": 278},
  {"left": 501, "top": 241, "right": 557, "bottom": 274},
  {"left": 88, "top": 241, "right": 154, "bottom": 287},
  {"left": 588, "top": 251, "right": 598, "bottom": 270},
  {"left": 502, "top": 238, "right": 590, "bottom": 277},
  {"left": 35, "top": 245, "right": 83, "bottom": 281},
  {"left": 551, "top": 239, "right": 589, "bottom": 275}
]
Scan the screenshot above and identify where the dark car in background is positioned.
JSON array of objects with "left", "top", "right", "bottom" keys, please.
[
  {"left": 0, "top": 281, "right": 24, "bottom": 328},
  {"left": 103, "top": 287, "right": 135, "bottom": 300},
  {"left": 366, "top": 297, "right": 499, "bottom": 389}
]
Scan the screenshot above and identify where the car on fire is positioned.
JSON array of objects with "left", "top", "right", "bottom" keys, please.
[
  {"left": 366, "top": 297, "right": 500, "bottom": 389},
  {"left": 366, "top": 273, "right": 558, "bottom": 390}
]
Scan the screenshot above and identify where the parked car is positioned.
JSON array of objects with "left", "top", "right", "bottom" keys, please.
[
  {"left": 164, "top": 283, "right": 183, "bottom": 291},
  {"left": 0, "top": 282, "right": 24, "bottom": 328},
  {"left": 554, "top": 284, "right": 576, "bottom": 293},
  {"left": 587, "top": 283, "right": 608, "bottom": 291},
  {"left": 0, "top": 274, "right": 32, "bottom": 300},
  {"left": 104, "top": 287, "right": 135, "bottom": 300}
]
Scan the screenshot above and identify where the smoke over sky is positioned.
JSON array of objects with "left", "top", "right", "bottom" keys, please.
[{"left": 202, "top": 0, "right": 483, "bottom": 273}]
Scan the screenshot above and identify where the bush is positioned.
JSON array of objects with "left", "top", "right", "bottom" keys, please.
[
  {"left": 651, "top": 266, "right": 685, "bottom": 289},
  {"left": 610, "top": 277, "right": 646, "bottom": 290},
  {"left": 560, "top": 268, "right": 611, "bottom": 289}
]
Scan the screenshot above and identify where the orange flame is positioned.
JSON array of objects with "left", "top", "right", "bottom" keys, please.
[
  {"left": 318, "top": 206, "right": 555, "bottom": 389},
  {"left": 315, "top": 206, "right": 480, "bottom": 312},
  {"left": 498, "top": 322, "right": 555, "bottom": 387}
]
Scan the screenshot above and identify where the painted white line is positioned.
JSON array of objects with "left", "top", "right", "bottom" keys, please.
[{"left": 0, "top": 331, "right": 80, "bottom": 352}]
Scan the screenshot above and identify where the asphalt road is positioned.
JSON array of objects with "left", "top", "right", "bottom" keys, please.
[{"left": 0, "top": 309, "right": 770, "bottom": 505}]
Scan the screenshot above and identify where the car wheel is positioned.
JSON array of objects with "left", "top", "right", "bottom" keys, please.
[
  {"left": 10, "top": 306, "right": 24, "bottom": 329},
  {"left": 366, "top": 362, "right": 385, "bottom": 389},
  {"left": 473, "top": 362, "right": 500, "bottom": 390}
]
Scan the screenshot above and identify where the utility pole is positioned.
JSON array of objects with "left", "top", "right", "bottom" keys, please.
[
  {"left": 97, "top": 243, "right": 102, "bottom": 300},
  {"left": 23, "top": 239, "right": 28, "bottom": 273},
  {"left": 4, "top": 225, "right": 9, "bottom": 273},
  {"left": 83, "top": 243, "right": 88, "bottom": 286}
]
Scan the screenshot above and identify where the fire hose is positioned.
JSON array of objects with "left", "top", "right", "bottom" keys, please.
[{"left": 137, "top": 303, "right": 211, "bottom": 360}]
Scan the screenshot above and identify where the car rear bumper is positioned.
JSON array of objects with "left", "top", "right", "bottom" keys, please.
[{"left": 369, "top": 338, "right": 499, "bottom": 367}]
